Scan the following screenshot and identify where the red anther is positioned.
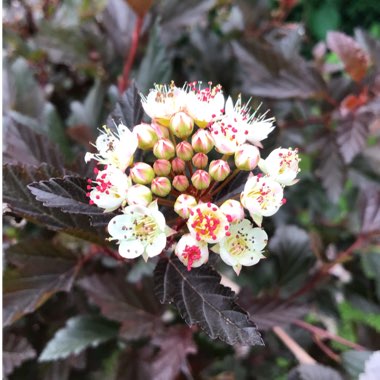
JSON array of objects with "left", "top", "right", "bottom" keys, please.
[
  {"left": 182, "top": 245, "right": 202, "bottom": 271},
  {"left": 282, "top": 198, "right": 287, "bottom": 204},
  {"left": 87, "top": 179, "right": 92, "bottom": 183},
  {"left": 225, "top": 231, "right": 231, "bottom": 237},
  {"left": 94, "top": 167, "right": 99, "bottom": 174},
  {"left": 245, "top": 130, "right": 249, "bottom": 135},
  {"left": 224, "top": 225, "right": 229, "bottom": 230},
  {"left": 96, "top": 195, "right": 100, "bottom": 199},
  {"left": 207, "top": 202, "right": 211, "bottom": 207},
  {"left": 212, "top": 207, "right": 217, "bottom": 211},
  {"left": 226, "top": 215, "right": 232, "bottom": 222},
  {"left": 89, "top": 200, "right": 94, "bottom": 205},
  {"left": 86, "top": 192, "right": 90, "bottom": 197},
  {"left": 87, "top": 185, "right": 92, "bottom": 190}
]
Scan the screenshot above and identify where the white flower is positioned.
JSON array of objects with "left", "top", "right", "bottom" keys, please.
[
  {"left": 258, "top": 148, "right": 300, "bottom": 186},
  {"left": 126, "top": 184, "right": 152, "bottom": 206},
  {"left": 141, "top": 83, "right": 187, "bottom": 126},
  {"left": 185, "top": 81, "right": 225, "bottom": 128},
  {"left": 212, "top": 219, "right": 267, "bottom": 275},
  {"left": 85, "top": 124, "right": 138, "bottom": 171},
  {"left": 209, "top": 116, "right": 246, "bottom": 154},
  {"left": 88, "top": 165, "right": 131, "bottom": 212},
  {"left": 224, "top": 96, "right": 275, "bottom": 147},
  {"left": 187, "top": 202, "right": 230, "bottom": 243},
  {"left": 175, "top": 234, "right": 209, "bottom": 271},
  {"left": 240, "top": 174, "right": 284, "bottom": 226},
  {"left": 108, "top": 200, "right": 174, "bottom": 261}
]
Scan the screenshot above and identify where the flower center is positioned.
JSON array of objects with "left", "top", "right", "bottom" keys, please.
[
  {"left": 132, "top": 215, "right": 157, "bottom": 243},
  {"left": 190, "top": 207, "right": 221, "bottom": 241},
  {"left": 227, "top": 235, "right": 248, "bottom": 257},
  {"left": 182, "top": 245, "right": 201, "bottom": 271}
]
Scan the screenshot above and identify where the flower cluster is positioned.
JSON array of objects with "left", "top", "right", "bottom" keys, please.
[{"left": 85, "top": 81, "right": 300, "bottom": 274}]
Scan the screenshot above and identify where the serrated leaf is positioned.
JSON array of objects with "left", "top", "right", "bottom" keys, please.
[
  {"left": 327, "top": 31, "right": 370, "bottom": 82},
  {"left": 3, "top": 240, "right": 79, "bottom": 326},
  {"left": 231, "top": 41, "right": 327, "bottom": 99},
  {"left": 154, "top": 255, "right": 263, "bottom": 346},
  {"left": 359, "top": 187, "right": 380, "bottom": 234},
  {"left": 358, "top": 351, "right": 380, "bottom": 380},
  {"left": 341, "top": 350, "right": 373, "bottom": 379},
  {"left": 315, "top": 135, "right": 345, "bottom": 203},
  {"left": 268, "top": 225, "right": 315, "bottom": 293},
  {"left": 3, "top": 164, "right": 106, "bottom": 243},
  {"left": 288, "top": 363, "right": 343, "bottom": 380},
  {"left": 106, "top": 81, "right": 144, "bottom": 130},
  {"left": 39, "top": 316, "right": 118, "bottom": 361},
  {"left": 336, "top": 113, "right": 370, "bottom": 164},
  {"left": 28, "top": 176, "right": 116, "bottom": 228},
  {"left": 3, "top": 334, "right": 36, "bottom": 376},
  {"left": 151, "top": 326, "right": 197, "bottom": 380},
  {"left": 237, "top": 289, "right": 308, "bottom": 331},
  {"left": 136, "top": 24, "right": 172, "bottom": 93},
  {"left": 4, "top": 118, "right": 65, "bottom": 169},
  {"left": 79, "top": 272, "right": 163, "bottom": 340}
]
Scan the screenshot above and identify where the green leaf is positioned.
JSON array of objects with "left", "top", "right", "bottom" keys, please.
[
  {"left": 361, "top": 250, "right": 380, "bottom": 299},
  {"left": 341, "top": 350, "right": 373, "bottom": 379},
  {"left": 3, "top": 240, "right": 79, "bottom": 326},
  {"left": 39, "top": 316, "right": 119, "bottom": 361},
  {"left": 308, "top": 1, "right": 341, "bottom": 41},
  {"left": 288, "top": 363, "right": 343, "bottom": 380},
  {"left": 136, "top": 24, "right": 172, "bottom": 93},
  {"left": 154, "top": 255, "right": 263, "bottom": 346},
  {"left": 3, "top": 164, "right": 106, "bottom": 243}
]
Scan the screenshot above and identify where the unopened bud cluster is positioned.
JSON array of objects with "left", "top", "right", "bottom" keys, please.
[{"left": 85, "top": 81, "right": 300, "bottom": 273}]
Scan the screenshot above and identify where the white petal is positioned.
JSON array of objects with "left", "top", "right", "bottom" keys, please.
[
  {"left": 146, "top": 233, "right": 166, "bottom": 257},
  {"left": 119, "top": 239, "right": 144, "bottom": 258},
  {"left": 251, "top": 213, "right": 263, "bottom": 227},
  {"left": 239, "top": 251, "right": 265, "bottom": 266},
  {"left": 108, "top": 214, "right": 134, "bottom": 239}
]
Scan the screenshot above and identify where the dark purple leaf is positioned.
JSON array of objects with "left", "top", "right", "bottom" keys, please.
[
  {"left": 327, "top": 31, "right": 370, "bottom": 82},
  {"left": 359, "top": 187, "right": 380, "bottom": 234},
  {"left": 336, "top": 113, "right": 371, "bottom": 164},
  {"left": 231, "top": 41, "right": 327, "bottom": 99},
  {"left": 3, "top": 164, "right": 106, "bottom": 243},
  {"left": 3, "top": 240, "right": 79, "bottom": 327},
  {"left": 78, "top": 272, "right": 163, "bottom": 340},
  {"left": 106, "top": 81, "right": 144, "bottom": 130},
  {"left": 151, "top": 326, "right": 197, "bottom": 380},
  {"left": 315, "top": 135, "right": 345, "bottom": 203},
  {"left": 237, "top": 289, "right": 308, "bottom": 331},
  {"left": 154, "top": 255, "right": 263, "bottom": 346},
  {"left": 288, "top": 363, "right": 343, "bottom": 380},
  {"left": 28, "top": 176, "right": 116, "bottom": 228},
  {"left": 116, "top": 347, "right": 155, "bottom": 380},
  {"left": 3, "top": 118, "right": 65, "bottom": 170},
  {"left": 3, "top": 333, "right": 36, "bottom": 376}
]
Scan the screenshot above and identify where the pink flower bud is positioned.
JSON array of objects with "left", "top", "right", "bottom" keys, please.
[
  {"left": 220, "top": 199, "right": 245, "bottom": 223},
  {"left": 174, "top": 194, "right": 197, "bottom": 218},
  {"left": 173, "top": 175, "right": 189, "bottom": 191},
  {"left": 235, "top": 144, "right": 260, "bottom": 171},
  {"left": 192, "top": 153, "right": 208, "bottom": 169},
  {"left": 191, "top": 170, "right": 211, "bottom": 190},
  {"left": 126, "top": 184, "right": 152, "bottom": 206},
  {"left": 169, "top": 111, "right": 194, "bottom": 138},
  {"left": 151, "top": 177, "right": 172, "bottom": 197},
  {"left": 153, "top": 138, "right": 175, "bottom": 160},
  {"left": 130, "top": 162, "right": 155, "bottom": 185},
  {"left": 191, "top": 129, "right": 214, "bottom": 153},
  {"left": 153, "top": 159, "right": 171, "bottom": 176},
  {"left": 176, "top": 141, "right": 194, "bottom": 161},
  {"left": 171, "top": 157, "right": 186, "bottom": 174},
  {"left": 209, "top": 160, "right": 231, "bottom": 181},
  {"left": 151, "top": 120, "right": 170, "bottom": 139},
  {"left": 133, "top": 123, "right": 158, "bottom": 150}
]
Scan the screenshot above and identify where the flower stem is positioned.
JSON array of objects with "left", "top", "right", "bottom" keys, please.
[
  {"left": 155, "top": 197, "right": 175, "bottom": 207},
  {"left": 118, "top": 15, "right": 144, "bottom": 93},
  {"left": 209, "top": 168, "right": 240, "bottom": 197}
]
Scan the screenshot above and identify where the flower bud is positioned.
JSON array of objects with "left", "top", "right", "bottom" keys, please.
[
  {"left": 169, "top": 112, "right": 194, "bottom": 138},
  {"left": 235, "top": 144, "right": 260, "bottom": 171},
  {"left": 130, "top": 162, "right": 155, "bottom": 185},
  {"left": 209, "top": 160, "right": 231, "bottom": 181},
  {"left": 220, "top": 199, "right": 245, "bottom": 223},
  {"left": 191, "top": 129, "right": 214, "bottom": 153},
  {"left": 174, "top": 194, "right": 197, "bottom": 219},
  {"left": 176, "top": 141, "right": 194, "bottom": 161},
  {"left": 126, "top": 184, "right": 152, "bottom": 206},
  {"left": 153, "top": 138, "right": 175, "bottom": 160},
  {"left": 151, "top": 177, "right": 172, "bottom": 197},
  {"left": 133, "top": 123, "right": 158, "bottom": 150},
  {"left": 153, "top": 159, "right": 171, "bottom": 176},
  {"left": 192, "top": 153, "right": 208, "bottom": 169},
  {"left": 173, "top": 175, "right": 189, "bottom": 191},
  {"left": 152, "top": 120, "right": 170, "bottom": 139},
  {"left": 171, "top": 157, "right": 186, "bottom": 174},
  {"left": 191, "top": 170, "right": 211, "bottom": 190}
]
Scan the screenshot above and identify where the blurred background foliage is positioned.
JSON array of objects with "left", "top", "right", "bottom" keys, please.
[{"left": 3, "top": 0, "right": 380, "bottom": 379}]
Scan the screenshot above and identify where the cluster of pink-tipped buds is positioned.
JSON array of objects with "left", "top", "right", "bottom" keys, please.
[
  {"left": 134, "top": 123, "right": 158, "bottom": 150},
  {"left": 191, "top": 170, "right": 211, "bottom": 190},
  {"left": 151, "top": 177, "right": 171, "bottom": 197},
  {"left": 153, "top": 159, "right": 171, "bottom": 176},
  {"left": 191, "top": 129, "right": 214, "bottom": 153},
  {"left": 176, "top": 141, "right": 194, "bottom": 161},
  {"left": 130, "top": 162, "right": 155, "bottom": 185},
  {"left": 209, "top": 160, "right": 230, "bottom": 181},
  {"left": 169, "top": 111, "right": 194, "bottom": 138},
  {"left": 153, "top": 138, "right": 175, "bottom": 159}
]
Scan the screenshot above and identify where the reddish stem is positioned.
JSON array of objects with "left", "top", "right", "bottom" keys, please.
[
  {"left": 313, "top": 335, "right": 341, "bottom": 363},
  {"left": 118, "top": 16, "right": 144, "bottom": 94}
]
